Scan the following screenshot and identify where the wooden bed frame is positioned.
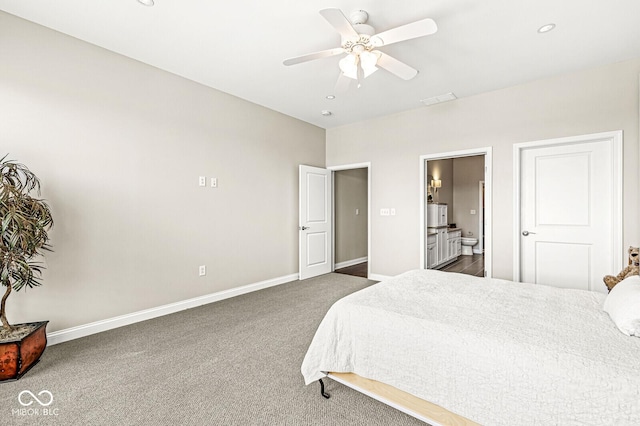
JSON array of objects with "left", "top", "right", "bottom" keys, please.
[{"left": 324, "top": 372, "right": 479, "bottom": 426}]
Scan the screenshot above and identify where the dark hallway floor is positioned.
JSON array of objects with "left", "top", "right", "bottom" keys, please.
[
  {"left": 334, "top": 262, "right": 368, "bottom": 278},
  {"left": 439, "top": 254, "right": 484, "bottom": 277}
]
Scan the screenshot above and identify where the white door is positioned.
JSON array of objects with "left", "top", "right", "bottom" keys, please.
[
  {"left": 299, "top": 165, "right": 332, "bottom": 280},
  {"left": 518, "top": 132, "right": 621, "bottom": 292}
]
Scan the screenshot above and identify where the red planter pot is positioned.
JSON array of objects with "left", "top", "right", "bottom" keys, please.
[{"left": 0, "top": 321, "right": 48, "bottom": 382}]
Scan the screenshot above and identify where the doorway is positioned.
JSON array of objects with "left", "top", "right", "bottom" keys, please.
[
  {"left": 478, "top": 181, "right": 485, "bottom": 253},
  {"left": 298, "top": 163, "right": 371, "bottom": 280},
  {"left": 330, "top": 164, "right": 370, "bottom": 279},
  {"left": 420, "top": 148, "right": 493, "bottom": 278}
]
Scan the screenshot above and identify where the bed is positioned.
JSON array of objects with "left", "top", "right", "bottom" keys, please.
[{"left": 301, "top": 269, "right": 640, "bottom": 425}]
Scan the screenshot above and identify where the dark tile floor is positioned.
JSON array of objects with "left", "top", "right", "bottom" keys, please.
[
  {"left": 334, "top": 262, "right": 368, "bottom": 278},
  {"left": 335, "top": 255, "right": 485, "bottom": 279},
  {"left": 440, "top": 254, "right": 485, "bottom": 277}
]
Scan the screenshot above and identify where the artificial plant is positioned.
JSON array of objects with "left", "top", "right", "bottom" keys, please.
[{"left": 0, "top": 155, "right": 53, "bottom": 331}]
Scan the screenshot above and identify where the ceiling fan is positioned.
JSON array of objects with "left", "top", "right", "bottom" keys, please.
[{"left": 283, "top": 8, "right": 438, "bottom": 90}]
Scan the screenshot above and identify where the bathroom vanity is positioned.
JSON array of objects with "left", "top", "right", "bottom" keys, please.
[{"left": 426, "top": 203, "right": 461, "bottom": 269}]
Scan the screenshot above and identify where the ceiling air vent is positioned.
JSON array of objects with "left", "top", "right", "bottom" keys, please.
[{"left": 420, "top": 92, "right": 457, "bottom": 106}]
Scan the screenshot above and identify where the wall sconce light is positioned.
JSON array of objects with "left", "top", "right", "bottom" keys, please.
[{"left": 430, "top": 179, "right": 442, "bottom": 202}]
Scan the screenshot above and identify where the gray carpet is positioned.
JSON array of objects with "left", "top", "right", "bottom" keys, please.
[{"left": 0, "top": 273, "right": 424, "bottom": 425}]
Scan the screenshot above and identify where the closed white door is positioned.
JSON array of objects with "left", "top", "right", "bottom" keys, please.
[
  {"left": 518, "top": 132, "right": 621, "bottom": 292},
  {"left": 299, "top": 165, "right": 332, "bottom": 280}
]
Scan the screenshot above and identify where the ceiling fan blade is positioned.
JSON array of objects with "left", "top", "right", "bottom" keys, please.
[
  {"left": 334, "top": 73, "right": 352, "bottom": 93},
  {"left": 375, "top": 52, "right": 419, "bottom": 80},
  {"left": 371, "top": 18, "right": 437, "bottom": 47},
  {"left": 283, "top": 48, "right": 345, "bottom": 66},
  {"left": 319, "top": 8, "right": 359, "bottom": 39}
]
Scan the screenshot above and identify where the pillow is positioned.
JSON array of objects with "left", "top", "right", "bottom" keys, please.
[{"left": 603, "top": 275, "right": 640, "bottom": 337}]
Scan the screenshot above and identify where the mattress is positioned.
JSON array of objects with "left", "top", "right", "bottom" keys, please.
[{"left": 301, "top": 269, "right": 640, "bottom": 425}]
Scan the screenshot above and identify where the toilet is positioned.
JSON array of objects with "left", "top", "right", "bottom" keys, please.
[{"left": 461, "top": 237, "right": 478, "bottom": 255}]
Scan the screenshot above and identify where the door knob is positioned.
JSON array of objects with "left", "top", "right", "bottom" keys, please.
[
  {"left": 300, "top": 226, "right": 310, "bottom": 231},
  {"left": 522, "top": 230, "right": 536, "bottom": 236}
]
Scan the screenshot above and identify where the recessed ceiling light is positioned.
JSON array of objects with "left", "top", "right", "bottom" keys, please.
[
  {"left": 138, "top": 0, "right": 154, "bottom": 6},
  {"left": 326, "top": 95, "right": 336, "bottom": 100},
  {"left": 537, "top": 23, "right": 556, "bottom": 33},
  {"left": 321, "top": 110, "right": 332, "bottom": 116}
]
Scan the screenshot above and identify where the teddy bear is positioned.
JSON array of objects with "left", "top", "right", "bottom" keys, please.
[{"left": 603, "top": 246, "right": 639, "bottom": 292}]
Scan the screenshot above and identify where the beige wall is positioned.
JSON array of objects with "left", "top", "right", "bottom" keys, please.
[
  {"left": 452, "top": 156, "right": 485, "bottom": 239},
  {"left": 426, "top": 159, "right": 453, "bottom": 221},
  {"left": 334, "top": 168, "right": 368, "bottom": 264},
  {"left": 0, "top": 13, "right": 325, "bottom": 331},
  {"left": 327, "top": 57, "right": 640, "bottom": 279}
]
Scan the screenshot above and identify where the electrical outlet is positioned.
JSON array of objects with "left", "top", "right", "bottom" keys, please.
[
  {"left": 211, "top": 177, "right": 217, "bottom": 188},
  {"left": 199, "top": 176, "right": 206, "bottom": 187},
  {"left": 355, "top": 208, "right": 359, "bottom": 215},
  {"left": 199, "top": 265, "right": 206, "bottom": 276}
]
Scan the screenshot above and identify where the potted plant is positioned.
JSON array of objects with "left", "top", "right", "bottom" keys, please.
[{"left": 0, "top": 154, "right": 53, "bottom": 381}]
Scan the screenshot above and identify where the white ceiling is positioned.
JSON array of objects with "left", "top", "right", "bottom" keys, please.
[{"left": 2, "top": 1, "right": 640, "bottom": 129}]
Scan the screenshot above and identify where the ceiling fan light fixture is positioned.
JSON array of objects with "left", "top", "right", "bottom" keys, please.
[
  {"left": 339, "top": 54, "right": 358, "bottom": 79},
  {"left": 343, "top": 68, "right": 358, "bottom": 80},
  {"left": 362, "top": 66, "right": 378, "bottom": 78},
  {"left": 283, "top": 8, "right": 438, "bottom": 87},
  {"left": 360, "top": 51, "right": 378, "bottom": 78}
]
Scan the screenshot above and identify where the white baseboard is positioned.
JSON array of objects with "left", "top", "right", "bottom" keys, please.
[
  {"left": 369, "top": 273, "right": 392, "bottom": 282},
  {"left": 47, "top": 273, "right": 299, "bottom": 346},
  {"left": 334, "top": 257, "right": 368, "bottom": 270}
]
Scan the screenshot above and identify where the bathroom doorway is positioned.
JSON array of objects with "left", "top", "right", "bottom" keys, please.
[
  {"left": 420, "top": 148, "right": 492, "bottom": 278},
  {"left": 478, "top": 180, "right": 485, "bottom": 254}
]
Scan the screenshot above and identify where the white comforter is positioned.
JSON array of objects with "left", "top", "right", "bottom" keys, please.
[{"left": 301, "top": 269, "right": 640, "bottom": 425}]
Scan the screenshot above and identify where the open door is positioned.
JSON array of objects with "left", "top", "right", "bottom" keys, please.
[{"left": 299, "top": 165, "right": 332, "bottom": 280}]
